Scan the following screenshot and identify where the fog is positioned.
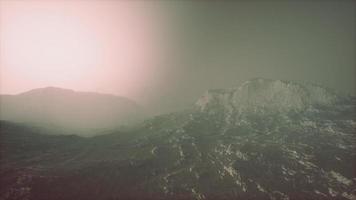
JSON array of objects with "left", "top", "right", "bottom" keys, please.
[
  {"left": 1, "top": 2, "right": 355, "bottom": 198},
  {"left": 1, "top": 0, "right": 355, "bottom": 115},
  {"left": 149, "top": 0, "right": 356, "bottom": 114},
  {"left": 0, "top": 87, "right": 145, "bottom": 136}
]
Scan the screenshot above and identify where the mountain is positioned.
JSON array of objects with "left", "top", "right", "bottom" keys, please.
[
  {"left": 1, "top": 79, "right": 355, "bottom": 200},
  {"left": 196, "top": 78, "right": 339, "bottom": 113},
  {"left": 0, "top": 87, "right": 144, "bottom": 136}
]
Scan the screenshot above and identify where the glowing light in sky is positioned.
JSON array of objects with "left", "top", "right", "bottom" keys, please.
[{"left": 0, "top": 0, "right": 166, "bottom": 99}]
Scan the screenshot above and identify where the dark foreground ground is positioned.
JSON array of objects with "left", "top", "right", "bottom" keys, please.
[{"left": 1, "top": 96, "right": 355, "bottom": 200}]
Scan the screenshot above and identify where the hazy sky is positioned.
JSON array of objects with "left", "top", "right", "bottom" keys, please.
[
  {"left": 0, "top": 1, "right": 171, "bottom": 102},
  {"left": 1, "top": 0, "right": 355, "bottom": 114}
]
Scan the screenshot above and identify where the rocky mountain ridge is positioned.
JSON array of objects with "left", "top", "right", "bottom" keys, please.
[
  {"left": 196, "top": 78, "right": 340, "bottom": 113},
  {"left": 1, "top": 79, "right": 355, "bottom": 200}
]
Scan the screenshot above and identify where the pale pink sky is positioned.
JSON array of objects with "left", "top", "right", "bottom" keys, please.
[{"left": 0, "top": 0, "right": 170, "bottom": 101}]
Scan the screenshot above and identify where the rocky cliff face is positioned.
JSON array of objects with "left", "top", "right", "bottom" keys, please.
[{"left": 196, "top": 78, "right": 339, "bottom": 113}]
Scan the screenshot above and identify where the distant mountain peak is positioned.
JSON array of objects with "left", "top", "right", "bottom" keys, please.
[
  {"left": 20, "top": 86, "right": 76, "bottom": 96},
  {"left": 0, "top": 87, "right": 145, "bottom": 136},
  {"left": 196, "top": 78, "right": 339, "bottom": 113}
]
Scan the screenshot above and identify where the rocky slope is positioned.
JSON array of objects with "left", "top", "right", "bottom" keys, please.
[
  {"left": 1, "top": 79, "right": 355, "bottom": 200},
  {"left": 196, "top": 78, "right": 339, "bottom": 112}
]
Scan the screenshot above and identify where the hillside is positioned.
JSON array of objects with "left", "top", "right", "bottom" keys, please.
[
  {"left": 1, "top": 79, "right": 355, "bottom": 200},
  {"left": 0, "top": 87, "right": 144, "bottom": 136}
]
